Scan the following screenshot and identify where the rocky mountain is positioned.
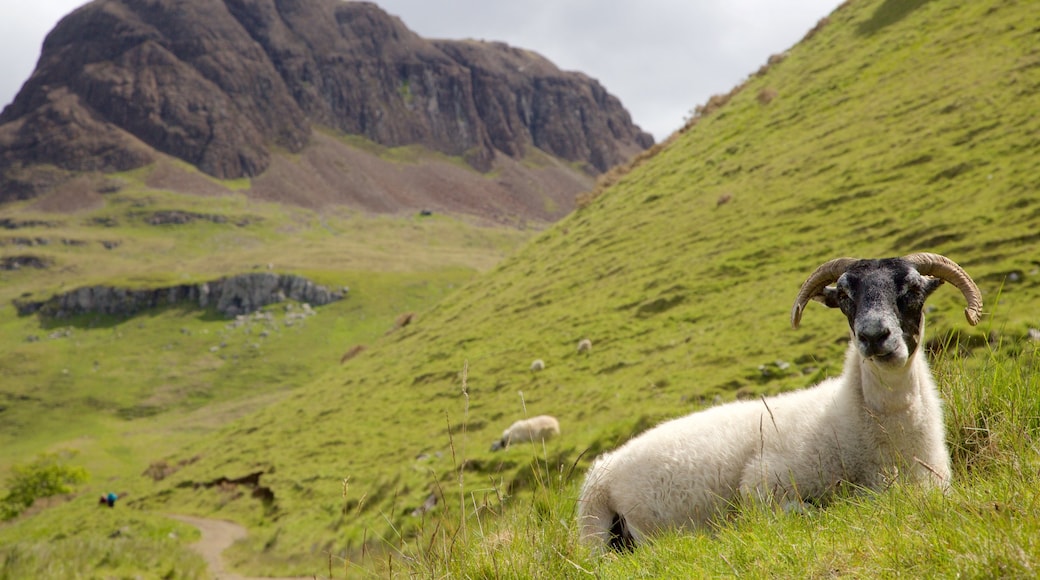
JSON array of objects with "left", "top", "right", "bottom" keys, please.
[{"left": 0, "top": 0, "right": 653, "bottom": 216}]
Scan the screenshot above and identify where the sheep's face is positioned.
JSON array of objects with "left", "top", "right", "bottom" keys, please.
[{"left": 819, "top": 259, "right": 943, "bottom": 367}]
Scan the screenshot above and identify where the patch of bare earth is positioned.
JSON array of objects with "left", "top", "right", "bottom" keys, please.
[
  {"left": 168, "top": 514, "right": 311, "bottom": 580},
  {"left": 21, "top": 132, "right": 596, "bottom": 227},
  {"left": 145, "top": 159, "right": 235, "bottom": 197},
  {"left": 247, "top": 132, "right": 593, "bottom": 225},
  {"left": 27, "top": 174, "right": 107, "bottom": 213}
]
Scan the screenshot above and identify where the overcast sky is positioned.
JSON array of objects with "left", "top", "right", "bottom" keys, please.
[{"left": 0, "top": 0, "right": 844, "bottom": 142}]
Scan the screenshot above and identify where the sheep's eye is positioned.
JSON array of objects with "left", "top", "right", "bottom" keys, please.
[{"left": 898, "top": 281, "right": 924, "bottom": 302}]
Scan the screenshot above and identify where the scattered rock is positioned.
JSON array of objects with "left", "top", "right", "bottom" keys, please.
[
  {"left": 0, "top": 218, "right": 56, "bottom": 229},
  {"left": 89, "top": 217, "right": 119, "bottom": 228},
  {"left": 0, "top": 255, "right": 52, "bottom": 270},
  {"left": 411, "top": 492, "right": 439, "bottom": 517},
  {"left": 0, "top": 237, "right": 118, "bottom": 250},
  {"left": 142, "top": 210, "right": 256, "bottom": 227},
  {"left": 0, "top": 237, "right": 48, "bottom": 247}
]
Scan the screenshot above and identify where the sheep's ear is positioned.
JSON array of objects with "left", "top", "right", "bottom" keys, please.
[
  {"left": 922, "top": 276, "right": 944, "bottom": 298},
  {"left": 815, "top": 287, "right": 842, "bottom": 309}
]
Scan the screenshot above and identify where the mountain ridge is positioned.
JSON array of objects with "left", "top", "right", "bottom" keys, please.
[{"left": 0, "top": 0, "right": 652, "bottom": 215}]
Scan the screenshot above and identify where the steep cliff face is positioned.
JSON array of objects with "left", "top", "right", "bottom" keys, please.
[
  {"left": 0, "top": 0, "right": 652, "bottom": 203},
  {"left": 434, "top": 40, "right": 653, "bottom": 173},
  {"left": 224, "top": 0, "right": 496, "bottom": 168}
]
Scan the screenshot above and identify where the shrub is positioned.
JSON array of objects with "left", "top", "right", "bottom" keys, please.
[{"left": 1, "top": 452, "right": 89, "bottom": 520}]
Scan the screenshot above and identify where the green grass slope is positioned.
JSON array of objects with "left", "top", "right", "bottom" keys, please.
[
  {"left": 0, "top": 179, "right": 529, "bottom": 465},
  {"left": 107, "top": 0, "right": 1040, "bottom": 575},
  {"left": 0, "top": 168, "right": 533, "bottom": 573},
  {"left": 5, "top": 0, "right": 1040, "bottom": 576}
]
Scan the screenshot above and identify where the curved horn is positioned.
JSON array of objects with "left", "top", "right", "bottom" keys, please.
[
  {"left": 903, "top": 252, "right": 983, "bottom": 326},
  {"left": 790, "top": 257, "right": 859, "bottom": 329}
]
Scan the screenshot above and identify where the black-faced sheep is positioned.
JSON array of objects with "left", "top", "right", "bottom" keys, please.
[
  {"left": 490, "top": 415, "right": 561, "bottom": 451},
  {"left": 578, "top": 253, "right": 982, "bottom": 551}
]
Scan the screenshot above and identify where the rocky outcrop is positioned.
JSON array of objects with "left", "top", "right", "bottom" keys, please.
[
  {"left": 14, "top": 272, "right": 344, "bottom": 318},
  {"left": 0, "top": 218, "right": 58, "bottom": 229},
  {"left": 0, "top": 0, "right": 652, "bottom": 202},
  {"left": 0, "top": 236, "right": 118, "bottom": 248},
  {"left": 139, "top": 210, "right": 258, "bottom": 227},
  {"left": 0, "top": 255, "right": 53, "bottom": 270}
]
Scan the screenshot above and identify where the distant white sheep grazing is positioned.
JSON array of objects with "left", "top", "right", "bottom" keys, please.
[
  {"left": 578, "top": 253, "right": 982, "bottom": 551},
  {"left": 530, "top": 359, "right": 545, "bottom": 371},
  {"left": 577, "top": 338, "right": 592, "bottom": 354},
  {"left": 490, "top": 415, "right": 561, "bottom": 451}
]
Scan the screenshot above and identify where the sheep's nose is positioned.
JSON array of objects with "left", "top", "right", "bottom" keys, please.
[{"left": 857, "top": 325, "right": 891, "bottom": 354}]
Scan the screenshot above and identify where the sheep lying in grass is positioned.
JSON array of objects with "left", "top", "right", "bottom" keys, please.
[
  {"left": 530, "top": 359, "right": 545, "bottom": 371},
  {"left": 577, "top": 338, "right": 593, "bottom": 354},
  {"left": 578, "top": 253, "right": 982, "bottom": 551},
  {"left": 490, "top": 415, "right": 561, "bottom": 451}
]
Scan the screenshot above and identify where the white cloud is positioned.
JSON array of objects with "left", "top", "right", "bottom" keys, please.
[{"left": 0, "top": 1, "right": 89, "bottom": 109}]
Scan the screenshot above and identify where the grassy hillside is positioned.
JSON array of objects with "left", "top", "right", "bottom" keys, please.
[
  {"left": 4, "top": 0, "right": 1040, "bottom": 576},
  {"left": 0, "top": 162, "right": 534, "bottom": 572},
  {"left": 98, "top": 0, "right": 1038, "bottom": 575},
  {"left": 0, "top": 175, "right": 529, "bottom": 459}
]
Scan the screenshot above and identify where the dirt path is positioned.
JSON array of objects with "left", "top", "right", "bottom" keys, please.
[{"left": 168, "top": 515, "right": 313, "bottom": 580}]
